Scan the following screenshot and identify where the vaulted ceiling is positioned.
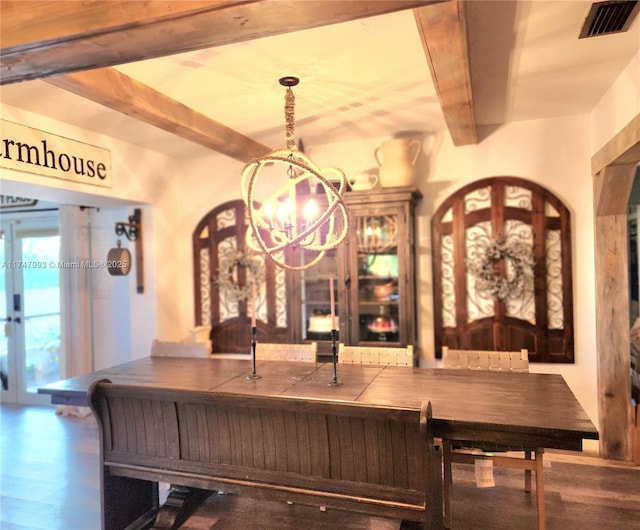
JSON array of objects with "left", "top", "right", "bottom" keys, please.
[{"left": 1, "top": 1, "right": 638, "bottom": 161}]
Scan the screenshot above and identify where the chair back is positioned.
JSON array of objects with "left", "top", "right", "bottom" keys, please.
[
  {"left": 150, "top": 339, "right": 211, "bottom": 358},
  {"left": 255, "top": 342, "right": 317, "bottom": 362},
  {"left": 442, "top": 346, "right": 529, "bottom": 372},
  {"left": 338, "top": 344, "right": 414, "bottom": 366}
]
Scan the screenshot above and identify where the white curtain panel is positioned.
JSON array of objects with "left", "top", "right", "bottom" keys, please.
[{"left": 56, "top": 205, "right": 93, "bottom": 417}]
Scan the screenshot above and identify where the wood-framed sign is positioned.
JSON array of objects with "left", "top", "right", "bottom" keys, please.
[{"left": 0, "top": 119, "right": 112, "bottom": 188}]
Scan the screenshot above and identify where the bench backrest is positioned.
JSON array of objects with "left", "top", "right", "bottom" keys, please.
[{"left": 88, "top": 379, "right": 441, "bottom": 527}]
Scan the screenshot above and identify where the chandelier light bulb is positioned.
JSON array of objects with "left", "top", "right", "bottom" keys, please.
[{"left": 304, "top": 199, "right": 318, "bottom": 221}]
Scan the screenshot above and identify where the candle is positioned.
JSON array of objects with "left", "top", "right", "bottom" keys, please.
[
  {"left": 251, "top": 278, "right": 257, "bottom": 327},
  {"left": 330, "top": 277, "right": 335, "bottom": 330}
]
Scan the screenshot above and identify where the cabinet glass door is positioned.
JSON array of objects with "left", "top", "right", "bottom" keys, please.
[
  {"left": 299, "top": 251, "right": 338, "bottom": 343},
  {"left": 355, "top": 213, "right": 400, "bottom": 343}
]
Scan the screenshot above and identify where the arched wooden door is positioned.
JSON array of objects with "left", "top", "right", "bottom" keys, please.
[
  {"left": 431, "top": 176, "right": 574, "bottom": 362},
  {"left": 193, "top": 200, "right": 288, "bottom": 353}
]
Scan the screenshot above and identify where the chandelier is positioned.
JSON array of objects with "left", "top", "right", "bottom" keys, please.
[{"left": 240, "top": 77, "right": 349, "bottom": 271}]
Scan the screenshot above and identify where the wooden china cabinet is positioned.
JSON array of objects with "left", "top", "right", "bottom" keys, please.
[
  {"left": 194, "top": 188, "right": 421, "bottom": 359},
  {"left": 287, "top": 187, "right": 422, "bottom": 358}
]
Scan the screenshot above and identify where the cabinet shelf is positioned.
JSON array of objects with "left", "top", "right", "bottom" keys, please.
[
  {"left": 303, "top": 276, "right": 336, "bottom": 283},
  {"left": 357, "top": 247, "right": 398, "bottom": 256},
  {"left": 358, "top": 300, "right": 400, "bottom": 308}
]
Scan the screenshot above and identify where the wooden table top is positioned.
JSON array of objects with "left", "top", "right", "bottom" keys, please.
[{"left": 39, "top": 356, "right": 598, "bottom": 449}]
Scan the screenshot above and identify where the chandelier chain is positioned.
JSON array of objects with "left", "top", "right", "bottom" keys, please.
[{"left": 284, "top": 87, "right": 296, "bottom": 150}]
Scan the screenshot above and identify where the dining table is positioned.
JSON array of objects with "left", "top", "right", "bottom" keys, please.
[
  {"left": 38, "top": 356, "right": 598, "bottom": 529},
  {"left": 38, "top": 355, "right": 598, "bottom": 451}
]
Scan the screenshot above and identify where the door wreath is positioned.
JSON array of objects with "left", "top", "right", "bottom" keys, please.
[
  {"left": 467, "top": 237, "right": 534, "bottom": 301},
  {"left": 215, "top": 249, "right": 264, "bottom": 301}
]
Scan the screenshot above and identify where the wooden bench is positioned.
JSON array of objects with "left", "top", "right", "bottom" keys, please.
[{"left": 88, "top": 379, "right": 443, "bottom": 530}]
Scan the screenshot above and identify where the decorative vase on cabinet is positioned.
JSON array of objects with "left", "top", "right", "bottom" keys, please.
[
  {"left": 374, "top": 138, "right": 421, "bottom": 188},
  {"left": 287, "top": 187, "right": 422, "bottom": 360}
]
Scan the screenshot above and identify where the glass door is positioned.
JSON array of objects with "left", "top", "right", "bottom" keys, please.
[
  {"left": 299, "top": 250, "right": 338, "bottom": 344},
  {"left": 354, "top": 213, "right": 400, "bottom": 344},
  {"left": 0, "top": 232, "right": 14, "bottom": 402},
  {"left": 286, "top": 189, "right": 343, "bottom": 354},
  {"left": 1, "top": 216, "right": 61, "bottom": 405}
]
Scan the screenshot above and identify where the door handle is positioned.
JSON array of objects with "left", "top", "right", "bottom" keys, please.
[
  {"left": 1, "top": 317, "right": 11, "bottom": 322},
  {"left": 13, "top": 317, "right": 21, "bottom": 324}
]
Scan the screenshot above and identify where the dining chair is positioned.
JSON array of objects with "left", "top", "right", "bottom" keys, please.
[
  {"left": 255, "top": 342, "right": 318, "bottom": 362},
  {"left": 441, "top": 346, "right": 545, "bottom": 530},
  {"left": 338, "top": 344, "right": 414, "bottom": 366},
  {"left": 150, "top": 339, "right": 211, "bottom": 358}
]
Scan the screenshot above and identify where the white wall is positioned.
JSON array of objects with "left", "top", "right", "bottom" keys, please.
[
  {"left": 88, "top": 206, "right": 132, "bottom": 369},
  {"left": 149, "top": 154, "right": 245, "bottom": 341},
  {"left": 590, "top": 48, "right": 640, "bottom": 152},
  {"left": 1, "top": 105, "right": 164, "bottom": 365},
  {"left": 2, "top": 106, "right": 167, "bottom": 206}
]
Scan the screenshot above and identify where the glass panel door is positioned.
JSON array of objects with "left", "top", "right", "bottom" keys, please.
[
  {"left": 300, "top": 250, "right": 338, "bottom": 344},
  {"left": 21, "top": 229, "right": 61, "bottom": 398},
  {"left": 0, "top": 232, "right": 14, "bottom": 402},
  {"left": 1, "top": 217, "right": 60, "bottom": 405},
  {"left": 355, "top": 213, "right": 400, "bottom": 343},
  {"left": 288, "top": 191, "right": 342, "bottom": 350}
]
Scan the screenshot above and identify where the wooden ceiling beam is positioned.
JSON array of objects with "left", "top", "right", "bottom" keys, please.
[
  {"left": 45, "top": 68, "right": 271, "bottom": 162},
  {"left": 1, "top": 0, "right": 439, "bottom": 85},
  {"left": 414, "top": 1, "right": 478, "bottom": 145}
]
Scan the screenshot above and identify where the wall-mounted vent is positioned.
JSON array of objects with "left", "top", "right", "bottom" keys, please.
[{"left": 579, "top": 0, "right": 639, "bottom": 38}]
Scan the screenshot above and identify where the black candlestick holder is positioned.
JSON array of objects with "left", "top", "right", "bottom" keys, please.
[
  {"left": 328, "top": 328, "right": 342, "bottom": 387},
  {"left": 246, "top": 325, "right": 261, "bottom": 380}
]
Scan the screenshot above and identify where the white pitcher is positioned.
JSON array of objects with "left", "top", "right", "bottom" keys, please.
[
  {"left": 348, "top": 172, "right": 379, "bottom": 191},
  {"left": 374, "top": 138, "right": 420, "bottom": 188}
]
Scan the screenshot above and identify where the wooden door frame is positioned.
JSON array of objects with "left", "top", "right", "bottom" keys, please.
[
  {"left": 430, "top": 176, "right": 574, "bottom": 362},
  {"left": 592, "top": 113, "right": 640, "bottom": 460}
]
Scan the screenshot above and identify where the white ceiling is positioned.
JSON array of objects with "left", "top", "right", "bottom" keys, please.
[{"left": 1, "top": 1, "right": 638, "bottom": 159}]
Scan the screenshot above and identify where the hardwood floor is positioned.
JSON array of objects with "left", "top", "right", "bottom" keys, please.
[
  {"left": 1, "top": 404, "right": 638, "bottom": 530},
  {"left": 0, "top": 405, "right": 100, "bottom": 530}
]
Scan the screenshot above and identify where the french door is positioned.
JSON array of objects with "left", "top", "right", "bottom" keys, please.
[{"left": 0, "top": 214, "right": 61, "bottom": 405}]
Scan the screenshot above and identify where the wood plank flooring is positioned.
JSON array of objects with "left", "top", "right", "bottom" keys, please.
[{"left": 1, "top": 404, "right": 638, "bottom": 530}]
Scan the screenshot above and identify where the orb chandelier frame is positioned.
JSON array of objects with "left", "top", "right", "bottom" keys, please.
[{"left": 240, "top": 76, "right": 349, "bottom": 271}]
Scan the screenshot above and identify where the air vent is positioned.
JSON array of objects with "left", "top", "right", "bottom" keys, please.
[{"left": 579, "top": 0, "right": 639, "bottom": 38}]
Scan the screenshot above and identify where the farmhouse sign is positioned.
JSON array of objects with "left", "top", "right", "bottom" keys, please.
[{"left": 0, "top": 119, "right": 112, "bottom": 188}]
